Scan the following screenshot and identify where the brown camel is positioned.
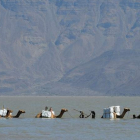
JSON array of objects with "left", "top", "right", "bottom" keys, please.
[
  {"left": 115, "top": 108, "right": 130, "bottom": 118},
  {"left": 2, "top": 109, "right": 25, "bottom": 118},
  {"left": 35, "top": 108, "right": 68, "bottom": 118}
]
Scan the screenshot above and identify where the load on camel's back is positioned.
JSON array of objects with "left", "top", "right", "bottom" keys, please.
[
  {"left": 0, "top": 109, "right": 9, "bottom": 117},
  {"left": 102, "top": 106, "right": 130, "bottom": 119}
]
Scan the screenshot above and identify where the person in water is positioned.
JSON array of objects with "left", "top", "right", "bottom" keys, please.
[
  {"left": 49, "top": 107, "right": 53, "bottom": 112},
  {"left": 79, "top": 111, "right": 84, "bottom": 118},
  {"left": 45, "top": 106, "right": 53, "bottom": 112},
  {"left": 45, "top": 106, "right": 48, "bottom": 111}
]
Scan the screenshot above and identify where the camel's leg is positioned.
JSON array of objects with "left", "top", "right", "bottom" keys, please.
[{"left": 35, "top": 113, "right": 42, "bottom": 118}]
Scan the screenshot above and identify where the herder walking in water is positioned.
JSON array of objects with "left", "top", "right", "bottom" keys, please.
[
  {"left": 79, "top": 111, "right": 84, "bottom": 118},
  {"left": 74, "top": 109, "right": 85, "bottom": 118}
]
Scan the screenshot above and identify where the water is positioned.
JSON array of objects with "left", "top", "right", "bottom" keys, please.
[{"left": 0, "top": 96, "right": 140, "bottom": 140}]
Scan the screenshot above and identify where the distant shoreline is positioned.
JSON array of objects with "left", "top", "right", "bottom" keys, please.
[{"left": 0, "top": 95, "right": 138, "bottom": 97}]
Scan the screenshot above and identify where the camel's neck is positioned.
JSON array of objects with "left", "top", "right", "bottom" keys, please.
[
  {"left": 56, "top": 111, "right": 65, "bottom": 118},
  {"left": 117, "top": 110, "right": 128, "bottom": 118},
  {"left": 14, "top": 111, "right": 22, "bottom": 118}
]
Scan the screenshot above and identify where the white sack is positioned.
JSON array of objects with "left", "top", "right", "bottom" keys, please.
[
  {"left": 42, "top": 110, "right": 55, "bottom": 118},
  {"left": 106, "top": 113, "right": 110, "bottom": 118},
  {"left": 109, "top": 106, "right": 114, "bottom": 113},
  {"left": 103, "top": 108, "right": 106, "bottom": 114},
  {"left": 116, "top": 112, "right": 120, "bottom": 116},
  {"left": 114, "top": 106, "right": 120, "bottom": 113},
  {"left": 102, "top": 106, "right": 121, "bottom": 119},
  {"left": 106, "top": 108, "right": 110, "bottom": 114},
  {"left": 0, "top": 109, "right": 7, "bottom": 116},
  {"left": 110, "top": 113, "right": 114, "bottom": 119}
]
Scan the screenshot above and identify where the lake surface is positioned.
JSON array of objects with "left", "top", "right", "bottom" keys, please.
[{"left": 0, "top": 96, "right": 140, "bottom": 140}]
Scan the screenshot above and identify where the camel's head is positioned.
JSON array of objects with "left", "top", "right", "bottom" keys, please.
[
  {"left": 133, "top": 114, "right": 136, "bottom": 119},
  {"left": 19, "top": 110, "right": 26, "bottom": 113},
  {"left": 61, "top": 108, "right": 68, "bottom": 112},
  {"left": 124, "top": 108, "right": 130, "bottom": 112}
]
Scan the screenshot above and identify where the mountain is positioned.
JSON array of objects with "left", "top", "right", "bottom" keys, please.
[
  {"left": 60, "top": 50, "right": 140, "bottom": 96},
  {"left": 0, "top": 0, "right": 140, "bottom": 95}
]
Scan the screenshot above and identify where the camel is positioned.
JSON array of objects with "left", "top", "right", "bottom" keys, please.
[
  {"left": 115, "top": 108, "right": 130, "bottom": 119},
  {"left": 0, "top": 109, "right": 25, "bottom": 118},
  {"left": 85, "top": 111, "right": 96, "bottom": 119},
  {"left": 35, "top": 108, "right": 68, "bottom": 118},
  {"left": 133, "top": 114, "right": 140, "bottom": 119}
]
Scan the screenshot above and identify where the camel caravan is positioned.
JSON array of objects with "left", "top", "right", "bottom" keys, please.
[{"left": 1, "top": 105, "right": 139, "bottom": 119}]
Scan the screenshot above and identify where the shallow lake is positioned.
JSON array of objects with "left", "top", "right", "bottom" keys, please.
[{"left": 0, "top": 96, "right": 140, "bottom": 140}]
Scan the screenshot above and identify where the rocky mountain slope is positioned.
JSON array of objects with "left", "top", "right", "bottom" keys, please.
[{"left": 0, "top": 0, "right": 140, "bottom": 95}]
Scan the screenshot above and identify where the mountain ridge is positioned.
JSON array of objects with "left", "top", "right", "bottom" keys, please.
[{"left": 0, "top": 0, "right": 140, "bottom": 95}]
